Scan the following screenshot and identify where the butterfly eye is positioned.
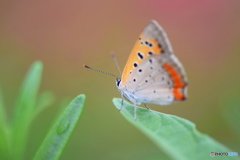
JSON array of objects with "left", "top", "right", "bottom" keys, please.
[{"left": 116, "top": 79, "right": 121, "bottom": 86}]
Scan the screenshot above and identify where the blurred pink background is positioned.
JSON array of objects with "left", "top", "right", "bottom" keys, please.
[{"left": 0, "top": 0, "right": 240, "bottom": 159}]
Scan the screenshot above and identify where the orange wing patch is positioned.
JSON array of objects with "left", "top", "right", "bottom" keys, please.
[
  {"left": 121, "top": 34, "right": 164, "bottom": 84},
  {"left": 163, "top": 63, "right": 187, "bottom": 100}
]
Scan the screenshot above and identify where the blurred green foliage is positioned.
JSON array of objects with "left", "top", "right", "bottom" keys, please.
[
  {"left": 34, "top": 94, "right": 85, "bottom": 160},
  {"left": 0, "top": 61, "right": 85, "bottom": 160}
]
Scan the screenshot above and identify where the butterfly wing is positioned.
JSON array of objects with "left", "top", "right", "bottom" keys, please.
[
  {"left": 118, "top": 20, "right": 188, "bottom": 105},
  {"left": 121, "top": 20, "right": 174, "bottom": 84}
]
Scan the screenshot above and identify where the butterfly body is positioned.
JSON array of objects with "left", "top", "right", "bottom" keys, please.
[{"left": 117, "top": 20, "right": 188, "bottom": 110}]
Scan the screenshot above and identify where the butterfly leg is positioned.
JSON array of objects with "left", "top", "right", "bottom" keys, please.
[
  {"left": 143, "top": 103, "right": 150, "bottom": 110},
  {"left": 133, "top": 103, "right": 137, "bottom": 120},
  {"left": 119, "top": 93, "right": 124, "bottom": 111}
]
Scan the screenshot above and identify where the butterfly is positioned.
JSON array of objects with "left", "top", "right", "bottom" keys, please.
[{"left": 84, "top": 20, "right": 188, "bottom": 119}]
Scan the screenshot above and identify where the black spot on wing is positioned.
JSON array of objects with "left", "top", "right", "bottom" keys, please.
[
  {"left": 158, "top": 43, "right": 162, "bottom": 49},
  {"left": 133, "top": 62, "right": 138, "bottom": 67},
  {"left": 158, "top": 43, "right": 165, "bottom": 53},
  {"left": 148, "top": 51, "right": 153, "bottom": 55},
  {"left": 137, "top": 52, "right": 144, "bottom": 59},
  {"left": 167, "top": 81, "right": 171, "bottom": 85}
]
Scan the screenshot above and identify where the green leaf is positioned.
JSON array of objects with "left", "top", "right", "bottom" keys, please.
[
  {"left": 11, "top": 61, "right": 43, "bottom": 160},
  {"left": 33, "top": 94, "right": 86, "bottom": 160},
  {"left": 220, "top": 89, "right": 240, "bottom": 140},
  {"left": 113, "top": 98, "right": 239, "bottom": 160},
  {"left": 0, "top": 88, "right": 10, "bottom": 160}
]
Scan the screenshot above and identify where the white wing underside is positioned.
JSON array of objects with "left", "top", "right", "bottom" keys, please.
[{"left": 119, "top": 55, "right": 174, "bottom": 105}]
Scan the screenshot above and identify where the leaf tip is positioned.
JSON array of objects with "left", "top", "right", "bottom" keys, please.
[
  {"left": 72, "top": 94, "right": 86, "bottom": 107},
  {"left": 77, "top": 94, "right": 86, "bottom": 100},
  {"left": 33, "top": 60, "right": 43, "bottom": 68}
]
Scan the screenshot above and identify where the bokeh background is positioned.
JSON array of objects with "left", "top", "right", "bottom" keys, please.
[{"left": 0, "top": 0, "right": 240, "bottom": 159}]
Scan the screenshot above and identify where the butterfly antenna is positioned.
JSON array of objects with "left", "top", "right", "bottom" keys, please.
[
  {"left": 83, "top": 65, "right": 120, "bottom": 79},
  {"left": 111, "top": 52, "right": 122, "bottom": 75}
]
